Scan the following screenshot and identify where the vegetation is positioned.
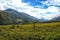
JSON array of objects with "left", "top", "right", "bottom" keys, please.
[{"left": 0, "top": 22, "right": 60, "bottom": 40}]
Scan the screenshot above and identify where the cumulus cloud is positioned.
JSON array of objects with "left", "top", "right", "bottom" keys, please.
[{"left": 0, "top": 0, "right": 60, "bottom": 20}]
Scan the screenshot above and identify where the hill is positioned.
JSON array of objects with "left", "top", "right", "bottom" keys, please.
[{"left": 0, "top": 9, "right": 39, "bottom": 25}]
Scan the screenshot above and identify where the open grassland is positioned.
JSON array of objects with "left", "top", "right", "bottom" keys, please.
[{"left": 0, "top": 22, "right": 60, "bottom": 40}]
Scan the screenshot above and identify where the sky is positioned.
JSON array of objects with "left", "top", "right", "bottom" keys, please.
[{"left": 0, "top": 0, "right": 60, "bottom": 20}]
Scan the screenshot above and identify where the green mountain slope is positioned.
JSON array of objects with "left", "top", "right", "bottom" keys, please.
[
  {"left": 0, "top": 11, "right": 21, "bottom": 24},
  {"left": 0, "top": 11, "right": 12, "bottom": 24},
  {"left": 0, "top": 11, "right": 27, "bottom": 25}
]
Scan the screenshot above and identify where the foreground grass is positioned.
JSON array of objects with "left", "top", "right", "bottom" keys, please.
[{"left": 0, "top": 22, "right": 60, "bottom": 40}]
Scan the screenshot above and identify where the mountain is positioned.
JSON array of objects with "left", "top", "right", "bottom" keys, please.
[
  {"left": 44, "top": 16, "right": 60, "bottom": 23},
  {"left": 0, "top": 9, "right": 40, "bottom": 25},
  {"left": 51, "top": 16, "right": 60, "bottom": 21}
]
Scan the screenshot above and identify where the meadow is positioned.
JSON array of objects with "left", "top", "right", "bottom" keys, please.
[{"left": 0, "top": 22, "right": 60, "bottom": 40}]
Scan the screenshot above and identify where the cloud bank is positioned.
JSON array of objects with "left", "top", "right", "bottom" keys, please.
[{"left": 0, "top": 0, "right": 60, "bottom": 20}]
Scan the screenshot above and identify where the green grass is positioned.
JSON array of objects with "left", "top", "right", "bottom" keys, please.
[{"left": 0, "top": 22, "right": 60, "bottom": 40}]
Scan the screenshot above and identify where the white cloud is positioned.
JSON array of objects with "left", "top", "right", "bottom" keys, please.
[
  {"left": 0, "top": 0, "right": 60, "bottom": 20},
  {"left": 43, "top": 0, "right": 60, "bottom": 6},
  {"left": 47, "top": 6, "right": 58, "bottom": 12}
]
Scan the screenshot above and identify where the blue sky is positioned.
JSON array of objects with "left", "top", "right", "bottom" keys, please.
[
  {"left": 0, "top": 0, "right": 60, "bottom": 20},
  {"left": 22, "top": 0, "right": 48, "bottom": 8}
]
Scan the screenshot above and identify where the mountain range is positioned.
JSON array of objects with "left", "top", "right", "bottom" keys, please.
[
  {"left": 0, "top": 8, "right": 60, "bottom": 24},
  {"left": 0, "top": 9, "right": 40, "bottom": 25}
]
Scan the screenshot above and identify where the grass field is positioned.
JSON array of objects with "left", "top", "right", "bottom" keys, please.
[{"left": 0, "top": 22, "right": 60, "bottom": 40}]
